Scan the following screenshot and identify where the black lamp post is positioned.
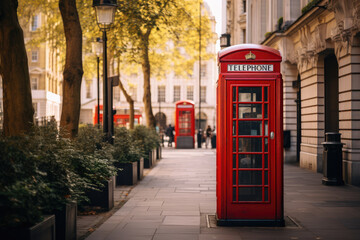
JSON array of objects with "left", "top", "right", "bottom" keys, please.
[
  {"left": 158, "top": 97, "right": 161, "bottom": 129},
  {"left": 93, "top": 0, "right": 117, "bottom": 144},
  {"left": 197, "top": 0, "right": 202, "bottom": 149},
  {"left": 92, "top": 37, "right": 103, "bottom": 128}
]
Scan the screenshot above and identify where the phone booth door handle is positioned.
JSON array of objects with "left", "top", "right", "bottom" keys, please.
[{"left": 270, "top": 131, "right": 275, "bottom": 139}]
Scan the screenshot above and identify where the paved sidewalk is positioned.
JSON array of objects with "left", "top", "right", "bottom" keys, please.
[{"left": 86, "top": 148, "right": 360, "bottom": 240}]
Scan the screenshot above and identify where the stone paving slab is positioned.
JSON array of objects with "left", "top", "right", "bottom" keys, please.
[{"left": 84, "top": 148, "right": 360, "bottom": 240}]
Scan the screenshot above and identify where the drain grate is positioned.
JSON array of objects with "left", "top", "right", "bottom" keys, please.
[{"left": 205, "top": 215, "right": 302, "bottom": 229}]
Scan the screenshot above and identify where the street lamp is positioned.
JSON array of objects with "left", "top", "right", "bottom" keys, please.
[
  {"left": 197, "top": 0, "right": 202, "bottom": 149},
  {"left": 92, "top": 37, "right": 103, "bottom": 128},
  {"left": 220, "top": 33, "right": 231, "bottom": 49},
  {"left": 93, "top": 0, "right": 117, "bottom": 144}
]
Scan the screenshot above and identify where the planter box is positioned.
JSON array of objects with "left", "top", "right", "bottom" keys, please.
[
  {"left": 144, "top": 149, "right": 157, "bottom": 169},
  {"left": 156, "top": 146, "right": 162, "bottom": 160},
  {"left": 144, "top": 151, "right": 152, "bottom": 169},
  {"left": 54, "top": 201, "right": 77, "bottom": 240},
  {"left": 86, "top": 177, "right": 114, "bottom": 211},
  {"left": 2, "top": 215, "right": 56, "bottom": 240},
  {"left": 115, "top": 161, "right": 138, "bottom": 186},
  {"left": 152, "top": 149, "right": 157, "bottom": 165},
  {"left": 138, "top": 157, "right": 144, "bottom": 180}
]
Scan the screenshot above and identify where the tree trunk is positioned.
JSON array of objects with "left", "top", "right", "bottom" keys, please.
[
  {"left": 141, "top": 37, "right": 156, "bottom": 128},
  {"left": 117, "top": 56, "right": 134, "bottom": 129},
  {"left": 59, "top": 0, "right": 83, "bottom": 138},
  {"left": 0, "top": 0, "right": 34, "bottom": 136},
  {"left": 118, "top": 80, "right": 134, "bottom": 130}
]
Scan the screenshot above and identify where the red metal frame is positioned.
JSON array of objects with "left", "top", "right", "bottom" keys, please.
[
  {"left": 216, "top": 44, "right": 283, "bottom": 226},
  {"left": 174, "top": 100, "right": 195, "bottom": 147},
  {"left": 93, "top": 105, "right": 142, "bottom": 127}
]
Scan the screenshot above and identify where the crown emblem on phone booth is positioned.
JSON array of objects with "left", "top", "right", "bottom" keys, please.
[{"left": 245, "top": 51, "right": 256, "bottom": 60}]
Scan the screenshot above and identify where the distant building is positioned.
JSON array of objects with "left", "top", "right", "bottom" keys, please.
[{"left": 223, "top": 0, "right": 360, "bottom": 186}]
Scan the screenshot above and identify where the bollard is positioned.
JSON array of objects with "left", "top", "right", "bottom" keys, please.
[
  {"left": 197, "top": 129, "right": 202, "bottom": 148},
  {"left": 321, "top": 132, "right": 344, "bottom": 185},
  {"left": 211, "top": 133, "right": 216, "bottom": 148}
]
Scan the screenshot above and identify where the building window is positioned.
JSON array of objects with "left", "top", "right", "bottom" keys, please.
[
  {"left": 200, "top": 86, "right": 206, "bottom": 103},
  {"left": 173, "top": 86, "right": 181, "bottom": 102},
  {"left": 158, "top": 86, "right": 165, "bottom": 102},
  {"left": 242, "top": 29, "right": 246, "bottom": 43},
  {"left": 243, "top": 0, "right": 246, "bottom": 13},
  {"left": 201, "top": 64, "right": 206, "bottom": 77},
  {"left": 31, "top": 77, "right": 38, "bottom": 90},
  {"left": 31, "top": 51, "right": 38, "bottom": 62},
  {"left": 187, "top": 85, "right": 194, "bottom": 101},
  {"left": 85, "top": 80, "right": 92, "bottom": 98},
  {"left": 130, "top": 86, "right": 137, "bottom": 102},
  {"left": 113, "top": 86, "right": 120, "bottom": 102},
  {"left": 31, "top": 15, "right": 39, "bottom": 31}
]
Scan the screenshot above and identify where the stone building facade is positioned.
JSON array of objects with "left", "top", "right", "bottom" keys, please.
[{"left": 223, "top": 0, "right": 360, "bottom": 186}]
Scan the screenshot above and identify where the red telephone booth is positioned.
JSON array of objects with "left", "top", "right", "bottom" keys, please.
[
  {"left": 175, "top": 100, "right": 195, "bottom": 149},
  {"left": 216, "top": 44, "right": 284, "bottom": 226}
]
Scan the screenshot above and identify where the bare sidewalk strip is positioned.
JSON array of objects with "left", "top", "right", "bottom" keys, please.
[{"left": 79, "top": 148, "right": 360, "bottom": 240}]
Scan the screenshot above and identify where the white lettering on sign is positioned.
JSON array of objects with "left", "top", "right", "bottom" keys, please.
[
  {"left": 177, "top": 105, "right": 193, "bottom": 109},
  {"left": 227, "top": 64, "right": 274, "bottom": 72}
]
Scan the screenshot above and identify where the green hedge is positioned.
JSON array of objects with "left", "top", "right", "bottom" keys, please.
[
  {"left": 0, "top": 124, "right": 160, "bottom": 229},
  {"left": 0, "top": 125, "right": 116, "bottom": 229},
  {"left": 113, "top": 127, "right": 141, "bottom": 163},
  {"left": 131, "top": 125, "right": 160, "bottom": 158}
]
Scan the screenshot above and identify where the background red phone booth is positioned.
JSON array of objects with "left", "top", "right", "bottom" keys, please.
[
  {"left": 175, "top": 100, "right": 195, "bottom": 149},
  {"left": 216, "top": 44, "right": 284, "bottom": 226}
]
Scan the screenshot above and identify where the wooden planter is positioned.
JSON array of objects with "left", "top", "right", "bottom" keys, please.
[
  {"left": 86, "top": 177, "right": 114, "bottom": 211},
  {"left": 54, "top": 201, "right": 77, "bottom": 240},
  {"left": 2, "top": 215, "right": 56, "bottom": 240},
  {"left": 115, "top": 161, "right": 138, "bottom": 186},
  {"left": 138, "top": 157, "right": 144, "bottom": 180},
  {"left": 152, "top": 149, "right": 157, "bottom": 166},
  {"left": 144, "top": 149, "right": 157, "bottom": 169},
  {"left": 144, "top": 151, "right": 152, "bottom": 169},
  {"left": 156, "top": 146, "right": 162, "bottom": 160}
]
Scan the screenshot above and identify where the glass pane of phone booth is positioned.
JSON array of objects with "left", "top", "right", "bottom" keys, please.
[
  {"left": 179, "top": 110, "right": 191, "bottom": 135},
  {"left": 231, "top": 86, "right": 269, "bottom": 202}
]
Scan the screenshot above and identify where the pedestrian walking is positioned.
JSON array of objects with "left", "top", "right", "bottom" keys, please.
[
  {"left": 205, "top": 125, "right": 212, "bottom": 148},
  {"left": 166, "top": 124, "right": 174, "bottom": 147}
]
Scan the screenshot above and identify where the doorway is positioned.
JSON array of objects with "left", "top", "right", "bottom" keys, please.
[
  {"left": 155, "top": 112, "right": 167, "bottom": 132},
  {"left": 324, "top": 54, "right": 339, "bottom": 133},
  {"left": 295, "top": 74, "right": 301, "bottom": 163}
]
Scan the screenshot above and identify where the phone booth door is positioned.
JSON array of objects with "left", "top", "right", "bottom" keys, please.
[
  {"left": 178, "top": 110, "right": 192, "bottom": 136},
  {"left": 227, "top": 80, "right": 276, "bottom": 219}
]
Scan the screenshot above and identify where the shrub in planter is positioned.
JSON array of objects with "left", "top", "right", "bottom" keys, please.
[
  {"left": 0, "top": 126, "right": 80, "bottom": 240},
  {"left": 0, "top": 125, "right": 116, "bottom": 236},
  {"left": 113, "top": 127, "right": 141, "bottom": 185},
  {"left": 75, "top": 126, "right": 117, "bottom": 211},
  {"left": 0, "top": 137, "right": 48, "bottom": 231},
  {"left": 131, "top": 125, "right": 160, "bottom": 168}
]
